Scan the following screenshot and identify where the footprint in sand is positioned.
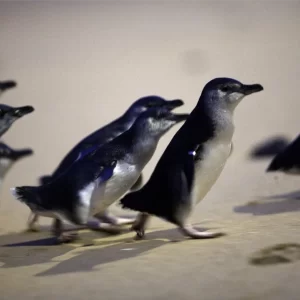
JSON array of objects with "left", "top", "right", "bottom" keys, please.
[{"left": 250, "top": 243, "right": 300, "bottom": 266}]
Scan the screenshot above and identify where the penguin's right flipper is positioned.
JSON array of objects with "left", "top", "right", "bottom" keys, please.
[{"left": 0, "top": 80, "right": 17, "bottom": 91}]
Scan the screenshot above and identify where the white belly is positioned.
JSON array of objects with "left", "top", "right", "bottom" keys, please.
[
  {"left": 89, "top": 162, "right": 140, "bottom": 215},
  {"left": 191, "top": 139, "right": 232, "bottom": 206},
  {"left": 0, "top": 158, "right": 12, "bottom": 179}
]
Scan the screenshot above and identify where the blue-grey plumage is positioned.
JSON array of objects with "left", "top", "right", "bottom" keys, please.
[
  {"left": 0, "top": 80, "right": 17, "bottom": 96},
  {"left": 12, "top": 107, "right": 188, "bottom": 243},
  {"left": 0, "top": 142, "right": 33, "bottom": 184},
  {"left": 120, "top": 77, "right": 263, "bottom": 240},
  {"left": 29, "top": 96, "right": 185, "bottom": 232},
  {"left": 0, "top": 104, "right": 34, "bottom": 138}
]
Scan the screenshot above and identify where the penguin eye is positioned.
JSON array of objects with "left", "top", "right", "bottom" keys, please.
[
  {"left": 147, "top": 102, "right": 157, "bottom": 108},
  {"left": 220, "top": 85, "right": 230, "bottom": 93}
]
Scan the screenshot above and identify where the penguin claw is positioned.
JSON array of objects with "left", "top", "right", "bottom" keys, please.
[{"left": 57, "top": 232, "right": 79, "bottom": 244}]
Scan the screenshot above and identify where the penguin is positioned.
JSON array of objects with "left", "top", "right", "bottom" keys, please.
[
  {"left": 266, "top": 134, "right": 300, "bottom": 174},
  {"left": 28, "top": 96, "right": 185, "bottom": 231},
  {"left": 120, "top": 77, "right": 264, "bottom": 239},
  {"left": 0, "top": 80, "right": 17, "bottom": 96},
  {"left": 249, "top": 136, "right": 290, "bottom": 159},
  {"left": 0, "top": 104, "right": 34, "bottom": 138},
  {"left": 0, "top": 142, "right": 33, "bottom": 184},
  {"left": 11, "top": 107, "right": 189, "bottom": 243}
]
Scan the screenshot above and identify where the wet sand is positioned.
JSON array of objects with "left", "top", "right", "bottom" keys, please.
[{"left": 1, "top": 1, "right": 300, "bottom": 300}]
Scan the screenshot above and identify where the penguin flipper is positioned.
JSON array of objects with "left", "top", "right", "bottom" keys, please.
[{"left": 121, "top": 150, "right": 196, "bottom": 221}]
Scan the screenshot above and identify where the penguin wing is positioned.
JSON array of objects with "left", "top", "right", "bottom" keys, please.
[
  {"left": 75, "top": 144, "right": 99, "bottom": 162},
  {"left": 120, "top": 150, "right": 195, "bottom": 222},
  {"left": 68, "top": 158, "right": 118, "bottom": 192}
]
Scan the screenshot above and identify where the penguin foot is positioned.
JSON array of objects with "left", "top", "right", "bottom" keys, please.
[
  {"left": 180, "top": 225, "right": 225, "bottom": 239},
  {"left": 94, "top": 212, "right": 136, "bottom": 226},
  {"left": 131, "top": 213, "right": 150, "bottom": 239},
  {"left": 57, "top": 232, "right": 79, "bottom": 244},
  {"left": 87, "top": 219, "right": 124, "bottom": 234},
  {"left": 27, "top": 213, "right": 40, "bottom": 232},
  {"left": 52, "top": 219, "right": 79, "bottom": 243}
]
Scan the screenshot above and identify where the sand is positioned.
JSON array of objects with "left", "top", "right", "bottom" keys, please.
[{"left": 0, "top": 1, "right": 300, "bottom": 299}]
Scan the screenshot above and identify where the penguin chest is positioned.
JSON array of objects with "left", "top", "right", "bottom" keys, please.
[
  {"left": 89, "top": 162, "right": 140, "bottom": 215},
  {"left": 0, "top": 158, "right": 12, "bottom": 179},
  {"left": 191, "top": 139, "right": 232, "bottom": 206}
]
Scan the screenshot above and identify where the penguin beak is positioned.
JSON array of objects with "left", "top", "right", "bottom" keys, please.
[
  {"left": 0, "top": 80, "right": 17, "bottom": 91},
  {"left": 169, "top": 113, "right": 189, "bottom": 123},
  {"left": 241, "top": 84, "right": 264, "bottom": 95},
  {"left": 14, "top": 149, "right": 34, "bottom": 160},
  {"left": 11, "top": 106, "right": 34, "bottom": 118},
  {"left": 164, "top": 99, "right": 184, "bottom": 111}
]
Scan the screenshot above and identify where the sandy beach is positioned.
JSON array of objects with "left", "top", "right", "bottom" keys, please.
[{"left": 1, "top": 1, "right": 300, "bottom": 299}]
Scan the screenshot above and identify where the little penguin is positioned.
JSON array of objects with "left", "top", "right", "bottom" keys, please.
[
  {"left": 0, "top": 80, "right": 17, "bottom": 96},
  {"left": 0, "top": 142, "right": 33, "bottom": 185},
  {"left": 11, "top": 107, "right": 188, "bottom": 243},
  {"left": 120, "top": 77, "right": 264, "bottom": 239},
  {"left": 29, "top": 96, "right": 185, "bottom": 231},
  {"left": 266, "top": 134, "right": 300, "bottom": 174},
  {"left": 0, "top": 104, "right": 34, "bottom": 138}
]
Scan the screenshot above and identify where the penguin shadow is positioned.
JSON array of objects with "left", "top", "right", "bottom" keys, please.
[
  {"left": 249, "top": 243, "right": 300, "bottom": 266},
  {"left": 0, "top": 223, "right": 127, "bottom": 269},
  {"left": 0, "top": 229, "right": 74, "bottom": 269},
  {"left": 233, "top": 189, "right": 300, "bottom": 216},
  {"left": 35, "top": 225, "right": 222, "bottom": 277}
]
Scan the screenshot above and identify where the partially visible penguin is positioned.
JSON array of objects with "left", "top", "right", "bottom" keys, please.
[
  {"left": 0, "top": 80, "right": 17, "bottom": 96},
  {"left": 29, "top": 96, "right": 185, "bottom": 232},
  {"left": 11, "top": 107, "right": 188, "bottom": 243},
  {"left": 120, "top": 77, "right": 263, "bottom": 239},
  {"left": 0, "top": 142, "right": 33, "bottom": 185},
  {"left": 266, "top": 134, "right": 300, "bottom": 174},
  {"left": 0, "top": 104, "right": 34, "bottom": 138}
]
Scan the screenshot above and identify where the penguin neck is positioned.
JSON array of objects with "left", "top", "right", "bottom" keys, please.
[
  {"left": 125, "top": 125, "right": 158, "bottom": 165},
  {"left": 196, "top": 98, "right": 235, "bottom": 138}
]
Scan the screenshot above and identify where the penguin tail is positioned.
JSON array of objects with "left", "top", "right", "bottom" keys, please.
[
  {"left": 266, "top": 160, "right": 279, "bottom": 172},
  {"left": 39, "top": 175, "right": 52, "bottom": 185},
  {"left": 11, "top": 186, "right": 42, "bottom": 211}
]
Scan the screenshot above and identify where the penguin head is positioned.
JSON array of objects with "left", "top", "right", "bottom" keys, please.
[
  {"left": 0, "top": 104, "right": 34, "bottom": 137},
  {"left": 128, "top": 96, "right": 184, "bottom": 116},
  {"left": 201, "top": 78, "right": 263, "bottom": 111},
  {"left": 135, "top": 107, "right": 189, "bottom": 138}
]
